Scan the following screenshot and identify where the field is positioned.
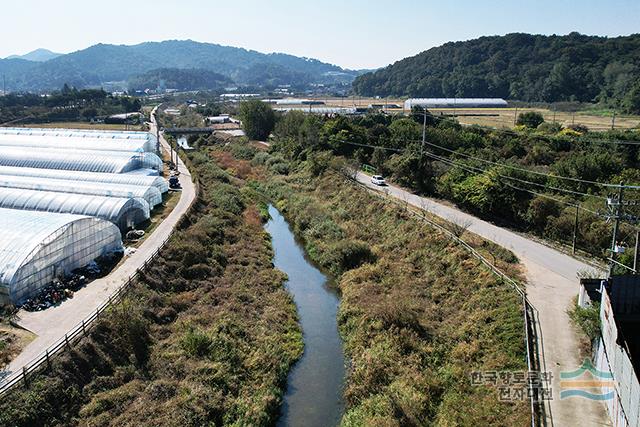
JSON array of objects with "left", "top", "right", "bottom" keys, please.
[{"left": 296, "top": 97, "right": 640, "bottom": 131}]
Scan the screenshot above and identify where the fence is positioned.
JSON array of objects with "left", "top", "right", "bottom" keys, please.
[
  {"left": 0, "top": 151, "right": 201, "bottom": 398},
  {"left": 356, "top": 181, "right": 544, "bottom": 427}
]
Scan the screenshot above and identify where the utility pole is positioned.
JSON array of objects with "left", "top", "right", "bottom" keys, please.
[
  {"left": 634, "top": 230, "right": 639, "bottom": 274},
  {"left": 608, "top": 182, "right": 624, "bottom": 278},
  {"left": 421, "top": 108, "right": 427, "bottom": 159},
  {"left": 572, "top": 205, "right": 580, "bottom": 255},
  {"left": 611, "top": 111, "right": 616, "bottom": 130}
]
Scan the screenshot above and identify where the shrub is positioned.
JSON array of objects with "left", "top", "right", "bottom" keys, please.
[
  {"left": 180, "top": 327, "right": 213, "bottom": 358},
  {"left": 516, "top": 111, "right": 544, "bottom": 128}
]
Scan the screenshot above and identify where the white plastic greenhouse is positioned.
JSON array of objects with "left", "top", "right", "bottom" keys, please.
[
  {"left": 0, "top": 135, "right": 156, "bottom": 153},
  {"left": 0, "top": 127, "right": 155, "bottom": 141},
  {"left": 0, "top": 147, "right": 163, "bottom": 173},
  {"left": 403, "top": 98, "right": 508, "bottom": 109},
  {"left": 0, "top": 208, "right": 123, "bottom": 305},
  {"left": 0, "top": 174, "right": 163, "bottom": 208},
  {"left": 0, "top": 187, "right": 150, "bottom": 230},
  {"left": 0, "top": 166, "right": 168, "bottom": 193}
]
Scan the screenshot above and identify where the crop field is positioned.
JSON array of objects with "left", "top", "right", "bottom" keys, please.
[{"left": 300, "top": 97, "right": 640, "bottom": 131}]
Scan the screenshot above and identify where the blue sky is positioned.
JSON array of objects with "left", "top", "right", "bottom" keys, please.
[{"left": 3, "top": 0, "right": 639, "bottom": 68}]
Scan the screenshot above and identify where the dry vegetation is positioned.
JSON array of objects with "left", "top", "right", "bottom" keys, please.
[
  {"left": 0, "top": 150, "right": 302, "bottom": 426},
  {"left": 216, "top": 141, "right": 529, "bottom": 425}
]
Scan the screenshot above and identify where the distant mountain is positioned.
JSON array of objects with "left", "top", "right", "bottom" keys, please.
[
  {"left": 352, "top": 33, "right": 640, "bottom": 106},
  {"left": 6, "top": 48, "right": 62, "bottom": 62},
  {"left": 0, "top": 40, "right": 362, "bottom": 92}
]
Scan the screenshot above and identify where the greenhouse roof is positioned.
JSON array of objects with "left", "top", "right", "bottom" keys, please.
[
  {"left": 0, "top": 134, "right": 156, "bottom": 153},
  {"left": 0, "top": 166, "right": 168, "bottom": 193},
  {"left": 0, "top": 187, "right": 150, "bottom": 225},
  {"left": 0, "top": 146, "right": 163, "bottom": 173},
  {"left": 0, "top": 127, "right": 154, "bottom": 140},
  {"left": 0, "top": 174, "right": 162, "bottom": 208}
]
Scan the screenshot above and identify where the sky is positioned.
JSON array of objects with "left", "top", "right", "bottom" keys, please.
[{"left": 2, "top": 0, "right": 639, "bottom": 69}]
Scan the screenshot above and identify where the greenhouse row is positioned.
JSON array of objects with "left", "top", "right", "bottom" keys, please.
[
  {"left": 0, "top": 174, "right": 163, "bottom": 208},
  {"left": 0, "top": 208, "right": 123, "bottom": 304},
  {"left": 0, "top": 187, "right": 151, "bottom": 230},
  {"left": 0, "top": 127, "right": 156, "bottom": 141},
  {"left": 0, "top": 128, "right": 168, "bottom": 305},
  {"left": 0, "top": 147, "right": 163, "bottom": 173},
  {"left": 0, "top": 134, "right": 156, "bottom": 153},
  {"left": 0, "top": 166, "right": 169, "bottom": 193}
]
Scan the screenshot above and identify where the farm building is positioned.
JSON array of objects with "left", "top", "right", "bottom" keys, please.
[
  {"left": 0, "top": 174, "right": 162, "bottom": 208},
  {"left": 0, "top": 208, "right": 122, "bottom": 305},
  {"left": 403, "top": 98, "right": 508, "bottom": 109},
  {"left": 0, "top": 188, "right": 150, "bottom": 231},
  {"left": 274, "top": 107, "right": 361, "bottom": 115},
  {"left": 0, "top": 147, "right": 163, "bottom": 173},
  {"left": 0, "top": 166, "right": 168, "bottom": 193}
]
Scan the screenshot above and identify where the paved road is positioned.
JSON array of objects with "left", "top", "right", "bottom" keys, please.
[
  {"left": 1, "top": 115, "right": 195, "bottom": 387},
  {"left": 356, "top": 172, "right": 609, "bottom": 427}
]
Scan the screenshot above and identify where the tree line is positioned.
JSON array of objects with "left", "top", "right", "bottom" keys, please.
[
  {"left": 241, "top": 100, "right": 640, "bottom": 267},
  {"left": 353, "top": 33, "right": 640, "bottom": 113}
]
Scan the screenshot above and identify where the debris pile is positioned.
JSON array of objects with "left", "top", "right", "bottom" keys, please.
[{"left": 21, "top": 274, "right": 86, "bottom": 311}]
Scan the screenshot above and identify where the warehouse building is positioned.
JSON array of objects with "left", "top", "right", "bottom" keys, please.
[
  {"left": 0, "top": 166, "right": 168, "bottom": 193},
  {"left": 0, "top": 174, "right": 162, "bottom": 208},
  {"left": 0, "top": 188, "right": 150, "bottom": 231},
  {"left": 0, "top": 208, "right": 123, "bottom": 305},
  {"left": 403, "top": 98, "right": 508, "bottom": 109},
  {"left": 0, "top": 147, "right": 163, "bottom": 173}
]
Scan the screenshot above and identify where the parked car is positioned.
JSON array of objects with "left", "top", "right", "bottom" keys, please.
[{"left": 371, "top": 175, "right": 386, "bottom": 186}]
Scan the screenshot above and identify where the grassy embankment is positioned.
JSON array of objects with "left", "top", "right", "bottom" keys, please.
[
  {"left": 0, "top": 151, "right": 302, "bottom": 426},
  {"left": 212, "top": 141, "right": 529, "bottom": 426}
]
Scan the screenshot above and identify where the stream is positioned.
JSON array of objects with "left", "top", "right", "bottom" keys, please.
[{"left": 264, "top": 205, "right": 344, "bottom": 427}]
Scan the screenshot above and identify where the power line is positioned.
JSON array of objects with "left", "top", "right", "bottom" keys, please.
[
  {"left": 338, "top": 139, "right": 607, "bottom": 200},
  {"left": 411, "top": 138, "right": 640, "bottom": 190}
]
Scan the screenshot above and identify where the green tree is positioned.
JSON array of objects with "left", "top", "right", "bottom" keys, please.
[
  {"left": 239, "top": 100, "right": 276, "bottom": 141},
  {"left": 516, "top": 111, "right": 544, "bottom": 128}
]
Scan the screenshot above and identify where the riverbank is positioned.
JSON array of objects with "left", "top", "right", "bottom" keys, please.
[
  {"left": 0, "top": 148, "right": 302, "bottom": 426},
  {"left": 214, "top": 141, "right": 529, "bottom": 425}
]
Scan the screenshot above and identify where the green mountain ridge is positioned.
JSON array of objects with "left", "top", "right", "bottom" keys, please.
[
  {"left": 352, "top": 32, "right": 640, "bottom": 111},
  {"left": 0, "top": 40, "right": 363, "bottom": 91}
]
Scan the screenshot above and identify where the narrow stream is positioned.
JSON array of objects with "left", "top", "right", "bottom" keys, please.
[{"left": 264, "top": 205, "right": 344, "bottom": 427}]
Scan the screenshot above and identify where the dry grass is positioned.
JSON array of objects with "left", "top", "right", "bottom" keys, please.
[{"left": 292, "top": 97, "right": 640, "bottom": 131}]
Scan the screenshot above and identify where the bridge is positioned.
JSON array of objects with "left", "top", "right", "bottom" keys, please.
[{"left": 163, "top": 127, "right": 215, "bottom": 135}]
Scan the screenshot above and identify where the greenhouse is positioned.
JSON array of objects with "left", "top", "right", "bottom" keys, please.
[
  {"left": 0, "top": 187, "right": 150, "bottom": 231},
  {"left": 0, "top": 208, "right": 122, "bottom": 305},
  {"left": 0, "top": 146, "right": 163, "bottom": 173},
  {"left": 0, "top": 166, "right": 168, "bottom": 193},
  {"left": 403, "top": 98, "right": 508, "bottom": 109},
  {"left": 0, "top": 127, "right": 155, "bottom": 141},
  {"left": 0, "top": 174, "right": 163, "bottom": 208},
  {"left": 0, "top": 134, "right": 156, "bottom": 153}
]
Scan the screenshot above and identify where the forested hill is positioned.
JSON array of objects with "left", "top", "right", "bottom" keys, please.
[
  {"left": 0, "top": 40, "right": 363, "bottom": 91},
  {"left": 353, "top": 33, "right": 640, "bottom": 111}
]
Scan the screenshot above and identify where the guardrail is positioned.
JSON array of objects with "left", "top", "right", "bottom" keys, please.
[
  {"left": 0, "top": 160, "right": 201, "bottom": 398},
  {"left": 356, "top": 180, "right": 544, "bottom": 427}
]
